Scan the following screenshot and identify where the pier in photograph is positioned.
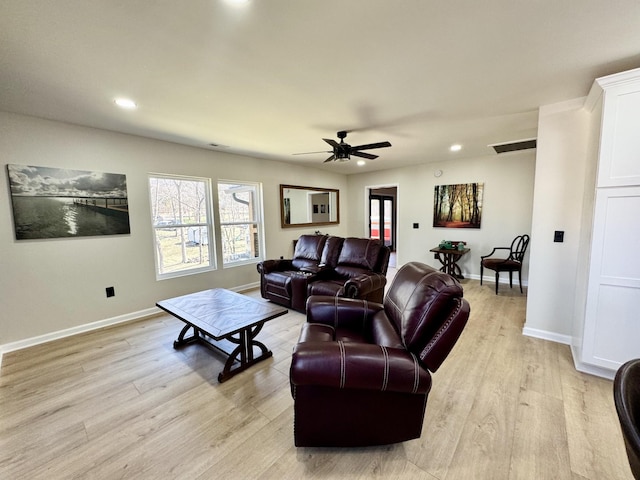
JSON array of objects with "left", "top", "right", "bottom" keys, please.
[{"left": 73, "top": 197, "right": 129, "bottom": 219}]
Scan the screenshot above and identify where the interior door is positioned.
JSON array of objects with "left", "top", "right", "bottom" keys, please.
[{"left": 369, "top": 194, "right": 395, "bottom": 250}]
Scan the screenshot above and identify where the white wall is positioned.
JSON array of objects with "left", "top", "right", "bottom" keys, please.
[
  {"left": 346, "top": 153, "right": 536, "bottom": 280},
  {"left": 524, "top": 98, "right": 590, "bottom": 343},
  {"left": 0, "top": 110, "right": 562, "bottom": 353},
  {"left": 572, "top": 96, "right": 602, "bottom": 353},
  {"left": 0, "top": 112, "right": 348, "bottom": 347}
]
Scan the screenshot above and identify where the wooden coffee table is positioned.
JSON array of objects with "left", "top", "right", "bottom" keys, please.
[{"left": 156, "top": 288, "right": 288, "bottom": 383}]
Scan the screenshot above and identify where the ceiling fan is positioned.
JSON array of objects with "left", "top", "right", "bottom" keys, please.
[{"left": 295, "top": 131, "right": 392, "bottom": 163}]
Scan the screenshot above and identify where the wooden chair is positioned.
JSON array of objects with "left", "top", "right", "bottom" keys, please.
[{"left": 480, "top": 234, "right": 530, "bottom": 294}]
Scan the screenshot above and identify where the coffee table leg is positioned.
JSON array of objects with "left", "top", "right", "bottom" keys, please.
[
  {"left": 171, "top": 320, "right": 273, "bottom": 382},
  {"left": 173, "top": 324, "right": 200, "bottom": 348},
  {"left": 218, "top": 322, "right": 272, "bottom": 383}
]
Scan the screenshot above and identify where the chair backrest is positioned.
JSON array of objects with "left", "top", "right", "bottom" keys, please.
[
  {"left": 614, "top": 359, "right": 640, "bottom": 479},
  {"left": 334, "top": 237, "right": 387, "bottom": 278},
  {"left": 384, "top": 262, "right": 470, "bottom": 372},
  {"left": 292, "top": 235, "right": 327, "bottom": 271},
  {"left": 509, "top": 234, "right": 530, "bottom": 263},
  {"left": 320, "top": 235, "right": 344, "bottom": 268}
]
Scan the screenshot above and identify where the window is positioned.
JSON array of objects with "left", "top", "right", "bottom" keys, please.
[
  {"left": 217, "top": 181, "right": 264, "bottom": 266},
  {"left": 149, "top": 174, "right": 215, "bottom": 279}
]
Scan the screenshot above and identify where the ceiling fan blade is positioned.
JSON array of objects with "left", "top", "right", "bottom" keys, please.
[
  {"left": 351, "top": 151, "right": 378, "bottom": 160},
  {"left": 351, "top": 141, "right": 392, "bottom": 151},
  {"left": 323, "top": 154, "right": 336, "bottom": 163},
  {"left": 292, "top": 150, "right": 331, "bottom": 155},
  {"left": 323, "top": 138, "right": 341, "bottom": 149}
]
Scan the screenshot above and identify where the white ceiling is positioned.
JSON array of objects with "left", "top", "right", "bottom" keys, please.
[{"left": 1, "top": 1, "right": 639, "bottom": 174}]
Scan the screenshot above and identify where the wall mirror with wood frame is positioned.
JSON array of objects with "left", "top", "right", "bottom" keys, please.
[{"left": 280, "top": 184, "right": 340, "bottom": 228}]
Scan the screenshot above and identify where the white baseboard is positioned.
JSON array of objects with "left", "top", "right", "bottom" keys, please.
[
  {"left": 0, "top": 307, "right": 161, "bottom": 366},
  {"left": 523, "top": 329, "right": 616, "bottom": 379},
  {"left": 234, "top": 281, "right": 260, "bottom": 292},
  {"left": 569, "top": 345, "right": 616, "bottom": 380},
  {"left": 0, "top": 284, "right": 263, "bottom": 367},
  {"left": 522, "top": 326, "right": 572, "bottom": 345},
  {"left": 466, "top": 273, "right": 528, "bottom": 287}
]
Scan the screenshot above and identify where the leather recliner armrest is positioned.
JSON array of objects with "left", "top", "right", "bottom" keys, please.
[
  {"left": 290, "top": 342, "right": 432, "bottom": 395},
  {"left": 343, "top": 272, "right": 387, "bottom": 298},
  {"left": 306, "top": 296, "right": 385, "bottom": 331},
  {"left": 256, "top": 259, "right": 293, "bottom": 274}
]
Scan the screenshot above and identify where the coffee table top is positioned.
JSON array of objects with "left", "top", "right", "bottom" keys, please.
[{"left": 156, "top": 288, "right": 288, "bottom": 339}]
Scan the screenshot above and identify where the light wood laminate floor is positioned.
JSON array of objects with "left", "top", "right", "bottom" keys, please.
[{"left": 0, "top": 280, "right": 632, "bottom": 479}]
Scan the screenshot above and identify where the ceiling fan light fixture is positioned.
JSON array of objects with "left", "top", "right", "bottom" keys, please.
[{"left": 299, "top": 131, "right": 391, "bottom": 163}]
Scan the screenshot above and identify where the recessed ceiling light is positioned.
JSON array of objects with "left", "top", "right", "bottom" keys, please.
[
  {"left": 450, "top": 144, "right": 462, "bottom": 152},
  {"left": 225, "top": 0, "right": 250, "bottom": 5},
  {"left": 114, "top": 98, "right": 137, "bottom": 109},
  {"left": 356, "top": 160, "right": 366, "bottom": 166}
]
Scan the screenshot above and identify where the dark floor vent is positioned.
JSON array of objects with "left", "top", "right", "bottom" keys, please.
[{"left": 491, "top": 138, "right": 537, "bottom": 154}]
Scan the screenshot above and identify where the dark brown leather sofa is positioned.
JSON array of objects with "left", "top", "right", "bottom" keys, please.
[
  {"left": 256, "top": 234, "right": 390, "bottom": 312},
  {"left": 290, "top": 261, "right": 470, "bottom": 447}
]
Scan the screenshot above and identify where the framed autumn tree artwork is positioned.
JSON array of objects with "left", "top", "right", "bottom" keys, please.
[{"left": 433, "top": 182, "right": 483, "bottom": 228}]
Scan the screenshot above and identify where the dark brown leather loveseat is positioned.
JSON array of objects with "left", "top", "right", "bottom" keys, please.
[
  {"left": 256, "top": 234, "right": 390, "bottom": 312},
  {"left": 290, "top": 261, "right": 470, "bottom": 447}
]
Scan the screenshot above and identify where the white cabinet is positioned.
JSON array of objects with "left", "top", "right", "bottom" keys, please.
[
  {"left": 577, "top": 68, "right": 640, "bottom": 377},
  {"left": 598, "top": 81, "right": 640, "bottom": 187},
  {"left": 581, "top": 186, "right": 640, "bottom": 371}
]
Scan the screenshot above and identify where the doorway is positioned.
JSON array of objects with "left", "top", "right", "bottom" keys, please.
[{"left": 369, "top": 187, "right": 397, "bottom": 252}]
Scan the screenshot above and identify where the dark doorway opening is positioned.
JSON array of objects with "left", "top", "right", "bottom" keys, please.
[{"left": 369, "top": 187, "right": 397, "bottom": 252}]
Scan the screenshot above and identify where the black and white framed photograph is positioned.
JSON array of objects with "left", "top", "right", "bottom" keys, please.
[{"left": 6, "top": 164, "right": 130, "bottom": 240}]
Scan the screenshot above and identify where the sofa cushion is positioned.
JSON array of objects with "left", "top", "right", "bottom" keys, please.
[
  {"left": 307, "top": 279, "right": 346, "bottom": 297},
  {"left": 320, "top": 236, "right": 344, "bottom": 268},
  {"left": 292, "top": 235, "right": 327, "bottom": 271},
  {"left": 298, "top": 323, "right": 335, "bottom": 343},
  {"left": 263, "top": 271, "right": 292, "bottom": 295},
  {"left": 369, "top": 311, "right": 405, "bottom": 348},
  {"left": 335, "top": 238, "right": 382, "bottom": 276},
  {"left": 334, "top": 265, "right": 369, "bottom": 279}
]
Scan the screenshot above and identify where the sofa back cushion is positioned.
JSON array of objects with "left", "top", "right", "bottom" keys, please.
[
  {"left": 292, "top": 235, "right": 327, "bottom": 271},
  {"left": 320, "top": 236, "right": 344, "bottom": 268},
  {"left": 384, "top": 262, "right": 464, "bottom": 368},
  {"left": 334, "top": 238, "right": 382, "bottom": 278}
]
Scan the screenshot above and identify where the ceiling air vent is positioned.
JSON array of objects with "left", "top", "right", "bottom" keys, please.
[{"left": 490, "top": 138, "right": 537, "bottom": 154}]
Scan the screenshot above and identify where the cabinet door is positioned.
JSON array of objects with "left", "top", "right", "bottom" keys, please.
[
  {"left": 598, "top": 83, "right": 640, "bottom": 187},
  {"left": 581, "top": 186, "right": 640, "bottom": 369}
]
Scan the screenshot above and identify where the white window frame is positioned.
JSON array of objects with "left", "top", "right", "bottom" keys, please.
[
  {"left": 217, "top": 180, "right": 265, "bottom": 268},
  {"left": 149, "top": 173, "right": 216, "bottom": 280}
]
